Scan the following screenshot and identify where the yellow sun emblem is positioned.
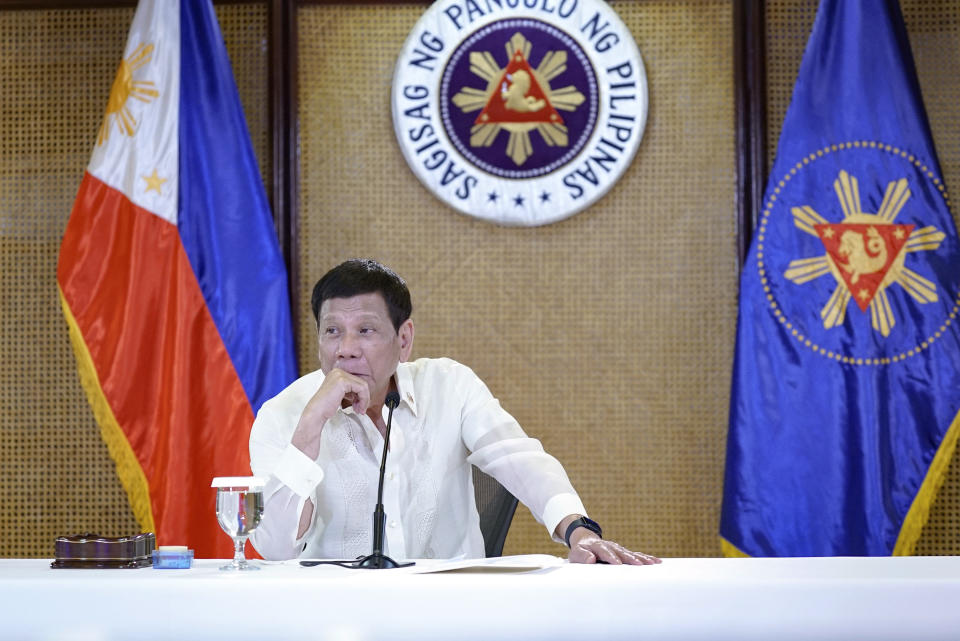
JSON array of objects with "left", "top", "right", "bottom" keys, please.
[
  {"left": 451, "top": 33, "right": 585, "bottom": 167},
  {"left": 784, "top": 169, "right": 945, "bottom": 337},
  {"left": 97, "top": 42, "right": 159, "bottom": 146}
]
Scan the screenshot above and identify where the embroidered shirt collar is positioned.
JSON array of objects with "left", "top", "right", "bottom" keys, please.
[{"left": 394, "top": 362, "right": 418, "bottom": 417}]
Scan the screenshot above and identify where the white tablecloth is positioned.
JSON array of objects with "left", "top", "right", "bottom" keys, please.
[{"left": 3, "top": 555, "right": 960, "bottom": 640}]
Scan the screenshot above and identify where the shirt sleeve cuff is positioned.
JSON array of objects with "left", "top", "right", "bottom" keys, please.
[
  {"left": 542, "top": 493, "right": 588, "bottom": 544},
  {"left": 273, "top": 444, "right": 325, "bottom": 498}
]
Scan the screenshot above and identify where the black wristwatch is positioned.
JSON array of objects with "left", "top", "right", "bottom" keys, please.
[{"left": 564, "top": 516, "right": 602, "bottom": 547}]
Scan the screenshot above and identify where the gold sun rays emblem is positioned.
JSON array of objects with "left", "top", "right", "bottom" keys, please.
[
  {"left": 97, "top": 42, "right": 160, "bottom": 146},
  {"left": 451, "top": 33, "right": 585, "bottom": 166},
  {"left": 784, "top": 169, "right": 945, "bottom": 337}
]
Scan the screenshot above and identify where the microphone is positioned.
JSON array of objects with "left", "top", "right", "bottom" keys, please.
[{"left": 356, "top": 390, "right": 412, "bottom": 569}]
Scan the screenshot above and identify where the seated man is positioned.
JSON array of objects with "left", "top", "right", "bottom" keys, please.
[{"left": 250, "top": 259, "right": 659, "bottom": 565}]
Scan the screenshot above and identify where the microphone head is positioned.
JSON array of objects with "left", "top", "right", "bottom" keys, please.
[{"left": 385, "top": 390, "right": 401, "bottom": 409}]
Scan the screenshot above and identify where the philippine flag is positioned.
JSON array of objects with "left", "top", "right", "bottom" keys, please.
[{"left": 57, "top": 0, "right": 296, "bottom": 557}]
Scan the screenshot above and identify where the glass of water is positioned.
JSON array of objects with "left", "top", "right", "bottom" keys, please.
[{"left": 212, "top": 477, "right": 265, "bottom": 571}]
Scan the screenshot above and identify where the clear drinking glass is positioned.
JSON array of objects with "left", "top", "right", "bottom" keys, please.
[{"left": 211, "top": 477, "right": 265, "bottom": 571}]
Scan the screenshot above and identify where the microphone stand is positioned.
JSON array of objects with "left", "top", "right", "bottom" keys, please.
[
  {"left": 299, "top": 390, "right": 413, "bottom": 570},
  {"left": 355, "top": 390, "right": 412, "bottom": 569}
]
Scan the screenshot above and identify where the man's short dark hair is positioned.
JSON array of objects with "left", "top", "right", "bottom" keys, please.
[{"left": 310, "top": 259, "right": 412, "bottom": 332}]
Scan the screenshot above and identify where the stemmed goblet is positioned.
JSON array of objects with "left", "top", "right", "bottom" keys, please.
[{"left": 211, "top": 477, "right": 265, "bottom": 571}]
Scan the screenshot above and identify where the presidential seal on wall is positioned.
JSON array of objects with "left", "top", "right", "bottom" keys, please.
[{"left": 392, "top": 0, "right": 647, "bottom": 226}]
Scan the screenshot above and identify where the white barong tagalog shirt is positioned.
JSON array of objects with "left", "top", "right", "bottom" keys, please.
[{"left": 249, "top": 357, "right": 586, "bottom": 561}]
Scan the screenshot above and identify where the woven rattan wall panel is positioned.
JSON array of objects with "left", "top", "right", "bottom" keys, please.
[
  {"left": 297, "top": 1, "right": 737, "bottom": 558},
  {"left": 0, "top": 4, "right": 270, "bottom": 558},
  {"left": 765, "top": 0, "right": 960, "bottom": 554}
]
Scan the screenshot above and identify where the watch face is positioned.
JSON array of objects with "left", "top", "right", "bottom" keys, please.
[
  {"left": 565, "top": 516, "right": 602, "bottom": 547},
  {"left": 581, "top": 517, "right": 602, "bottom": 535}
]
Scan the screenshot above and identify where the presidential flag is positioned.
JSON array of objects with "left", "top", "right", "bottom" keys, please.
[
  {"left": 57, "top": 0, "right": 296, "bottom": 557},
  {"left": 721, "top": 0, "right": 960, "bottom": 556}
]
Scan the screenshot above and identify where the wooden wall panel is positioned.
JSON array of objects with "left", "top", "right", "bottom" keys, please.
[{"left": 296, "top": 0, "right": 737, "bottom": 557}]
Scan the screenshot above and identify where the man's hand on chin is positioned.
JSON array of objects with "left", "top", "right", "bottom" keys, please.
[{"left": 291, "top": 368, "right": 371, "bottom": 459}]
